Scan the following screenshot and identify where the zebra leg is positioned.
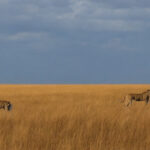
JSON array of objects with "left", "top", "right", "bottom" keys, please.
[
  {"left": 124, "top": 95, "right": 132, "bottom": 107},
  {"left": 4, "top": 105, "right": 7, "bottom": 110},
  {"left": 145, "top": 96, "right": 149, "bottom": 105},
  {"left": 129, "top": 99, "right": 132, "bottom": 106}
]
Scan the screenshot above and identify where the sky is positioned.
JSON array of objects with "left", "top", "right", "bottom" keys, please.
[{"left": 0, "top": 0, "right": 150, "bottom": 84}]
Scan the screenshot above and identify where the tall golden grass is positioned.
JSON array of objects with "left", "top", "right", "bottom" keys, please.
[{"left": 0, "top": 84, "right": 150, "bottom": 150}]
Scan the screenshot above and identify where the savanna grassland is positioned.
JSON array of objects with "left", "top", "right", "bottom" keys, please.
[{"left": 1, "top": 84, "right": 150, "bottom": 150}]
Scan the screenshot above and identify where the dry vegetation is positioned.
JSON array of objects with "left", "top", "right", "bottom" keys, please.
[{"left": 0, "top": 84, "right": 150, "bottom": 150}]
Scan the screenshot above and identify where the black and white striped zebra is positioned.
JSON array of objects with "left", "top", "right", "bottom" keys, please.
[
  {"left": 0, "top": 100, "right": 12, "bottom": 111},
  {"left": 124, "top": 90, "right": 150, "bottom": 107}
]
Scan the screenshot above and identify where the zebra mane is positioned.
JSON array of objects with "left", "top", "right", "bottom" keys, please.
[{"left": 0, "top": 100, "right": 10, "bottom": 103}]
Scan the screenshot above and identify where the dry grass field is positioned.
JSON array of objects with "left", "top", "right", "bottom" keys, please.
[{"left": 0, "top": 84, "right": 150, "bottom": 150}]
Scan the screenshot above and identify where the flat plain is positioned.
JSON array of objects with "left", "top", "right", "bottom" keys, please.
[{"left": 0, "top": 84, "right": 150, "bottom": 150}]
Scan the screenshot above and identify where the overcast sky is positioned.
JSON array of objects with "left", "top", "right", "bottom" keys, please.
[{"left": 0, "top": 0, "right": 150, "bottom": 83}]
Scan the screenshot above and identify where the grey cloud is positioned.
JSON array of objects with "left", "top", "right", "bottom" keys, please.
[
  {"left": 92, "top": 0, "right": 150, "bottom": 8},
  {"left": 56, "top": 0, "right": 150, "bottom": 31},
  {"left": 102, "top": 38, "right": 136, "bottom": 51},
  {"left": 0, "top": 0, "right": 150, "bottom": 35},
  {"left": 0, "top": 32, "right": 48, "bottom": 41},
  {"left": 0, "top": 0, "right": 150, "bottom": 53}
]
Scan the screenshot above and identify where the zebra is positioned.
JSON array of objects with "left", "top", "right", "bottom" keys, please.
[
  {"left": 124, "top": 90, "right": 150, "bottom": 107},
  {"left": 0, "top": 100, "right": 12, "bottom": 111}
]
